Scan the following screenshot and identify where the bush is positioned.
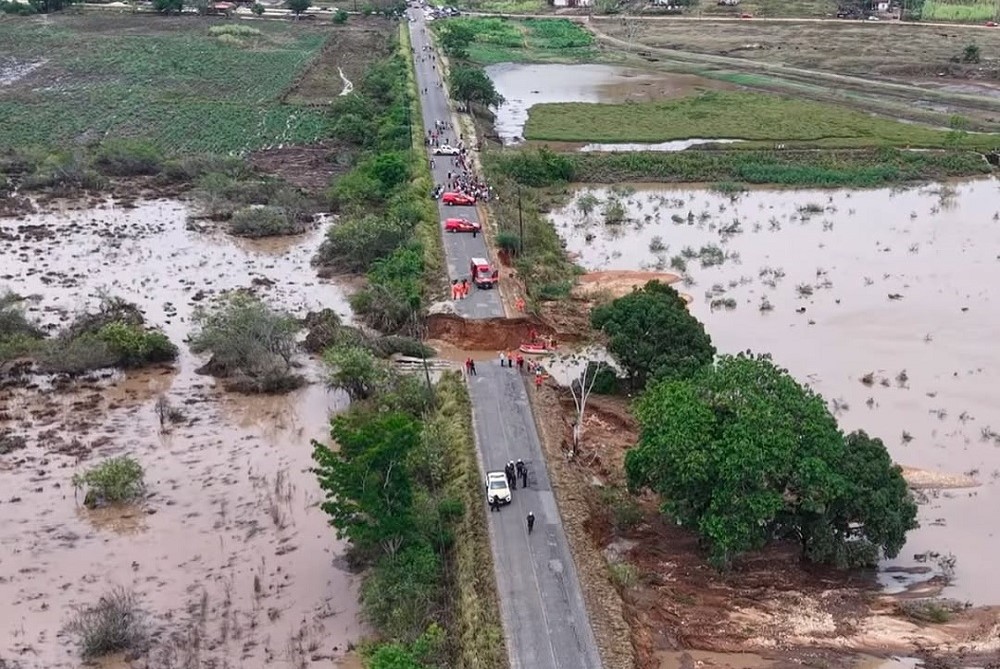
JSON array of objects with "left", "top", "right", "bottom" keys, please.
[
  {"left": 495, "top": 231, "right": 520, "bottom": 255},
  {"left": 228, "top": 206, "right": 308, "bottom": 237},
  {"left": 96, "top": 322, "right": 178, "bottom": 368},
  {"left": 609, "top": 562, "right": 639, "bottom": 588},
  {"left": 153, "top": 0, "right": 183, "bottom": 13},
  {"left": 251, "top": 1, "right": 265, "bottom": 13},
  {"left": 324, "top": 345, "right": 392, "bottom": 401},
  {"left": 21, "top": 151, "right": 107, "bottom": 193},
  {"left": 208, "top": 24, "right": 263, "bottom": 37},
  {"left": 65, "top": 587, "right": 149, "bottom": 659},
  {"left": 332, "top": 7, "right": 348, "bottom": 22},
  {"left": 189, "top": 293, "right": 303, "bottom": 393},
  {"left": 0, "top": 0, "right": 38, "bottom": 14},
  {"left": 588, "top": 361, "right": 620, "bottom": 395},
  {"left": 317, "top": 214, "right": 411, "bottom": 273},
  {"left": 0, "top": 291, "right": 43, "bottom": 342},
  {"left": 361, "top": 543, "right": 442, "bottom": 643},
  {"left": 37, "top": 334, "right": 118, "bottom": 374},
  {"left": 72, "top": 456, "right": 146, "bottom": 508},
  {"left": 91, "top": 140, "right": 163, "bottom": 177}
]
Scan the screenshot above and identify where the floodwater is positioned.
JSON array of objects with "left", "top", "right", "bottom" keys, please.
[
  {"left": 579, "top": 139, "right": 745, "bottom": 152},
  {"left": 0, "top": 200, "right": 364, "bottom": 666},
  {"left": 549, "top": 178, "right": 1000, "bottom": 604},
  {"left": 485, "top": 63, "right": 731, "bottom": 144}
]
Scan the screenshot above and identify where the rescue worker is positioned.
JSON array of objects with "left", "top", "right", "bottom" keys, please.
[
  {"left": 490, "top": 495, "right": 501, "bottom": 512},
  {"left": 518, "top": 460, "right": 528, "bottom": 489},
  {"left": 526, "top": 512, "right": 535, "bottom": 534}
]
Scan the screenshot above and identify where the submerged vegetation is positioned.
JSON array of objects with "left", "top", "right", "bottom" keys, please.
[
  {"left": 72, "top": 456, "right": 147, "bottom": 509},
  {"left": 434, "top": 17, "right": 594, "bottom": 64}
]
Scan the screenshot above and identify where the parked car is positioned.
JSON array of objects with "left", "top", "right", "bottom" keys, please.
[
  {"left": 433, "top": 144, "right": 461, "bottom": 156},
  {"left": 442, "top": 192, "right": 476, "bottom": 206},
  {"left": 485, "top": 471, "right": 512, "bottom": 505},
  {"left": 470, "top": 257, "right": 498, "bottom": 289},
  {"left": 443, "top": 217, "right": 480, "bottom": 233},
  {"left": 740, "top": 12, "right": 753, "bottom": 18},
  {"left": 986, "top": 21, "right": 998, "bottom": 27}
]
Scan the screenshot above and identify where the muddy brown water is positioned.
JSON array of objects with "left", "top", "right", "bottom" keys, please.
[
  {"left": 485, "top": 63, "right": 732, "bottom": 144},
  {"left": 0, "top": 200, "right": 365, "bottom": 667},
  {"left": 549, "top": 178, "right": 1000, "bottom": 605}
]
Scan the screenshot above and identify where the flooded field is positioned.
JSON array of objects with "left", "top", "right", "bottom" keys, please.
[
  {"left": 0, "top": 201, "right": 363, "bottom": 667},
  {"left": 485, "top": 63, "right": 731, "bottom": 144},
  {"left": 549, "top": 178, "right": 1000, "bottom": 604}
]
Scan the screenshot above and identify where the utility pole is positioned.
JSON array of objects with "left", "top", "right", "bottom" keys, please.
[{"left": 517, "top": 185, "right": 524, "bottom": 256}]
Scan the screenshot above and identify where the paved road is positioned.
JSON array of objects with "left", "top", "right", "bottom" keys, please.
[
  {"left": 407, "top": 11, "right": 604, "bottom": 669},
  {"left": 410, "top": 16, "right": 504, "bottom": 320}
]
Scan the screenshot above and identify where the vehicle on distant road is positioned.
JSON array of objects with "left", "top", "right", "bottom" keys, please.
[
  {"left": 486, "top": 471, "right": 512, "bottom": 505},
  {"left": 987, "top": 21, "right": 998, "bottom": 27},
  {"left": 433, "top": 144, "right": 461, "bottom": 156},
  {"left": 866, "top": 15, "right": 880, "bottom": 20},
  {"left": 470, "top": 257, "right": 498, "bottom": 289},
  {"left": 444, "top": 217, "right": 480, "bottom": 233},
  {"left": 442, "top": 192, "right": 476, "bottom": 206},
  {"left": 740, "top": 13, "right": 752, "bottom": 18}
]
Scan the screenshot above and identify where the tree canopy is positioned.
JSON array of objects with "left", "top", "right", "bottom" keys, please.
[
  {"left": 626, "top": 352, "right": 918, "bottom": 568},
  {"left": 439, "top": 23, "right": 475, "bottom": 59},
  {"left": 448, "top": 65, "right": 505, "bottom": 110},
  {"left": 591, "top": 280, "right": 715, "bottom": 391},
  {"left": 285, "top": 0, "right": 311, "bottom": 15},
  {"left": 313, "top": 411, "right": 422, "bottom": 554}
]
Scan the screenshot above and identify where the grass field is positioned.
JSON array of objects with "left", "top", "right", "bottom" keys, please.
[
  {"left": 921, "top": 0, "right": 999, "bottom": 21},
  {"left": 438, "top": 17, "right": 595, "bottom": 64},
  {"left": 524, "top": 91, "right": 1000, "bottom": 149},
  {"left": 0, "top": 15, "right": 387, "bottom": 155}
]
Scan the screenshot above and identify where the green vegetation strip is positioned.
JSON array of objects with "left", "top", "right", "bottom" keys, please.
[
  {"left": 490, "top": 146, "right": 993, "bottom": 188},
  {"left": 920, "top": 0, "right": 998, "bottom": 22},
  {"left": 524, "top": 91, "right": 1000, "bottom": 150},
  {"left": 435, "top": 17, "right": 594, "bottom": 65}
]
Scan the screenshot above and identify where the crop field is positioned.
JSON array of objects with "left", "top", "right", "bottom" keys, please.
[
  {"left": 524, "top": 91, "right": 1000, "bottom": 148},
  {"left": 439, "top": 17, "right": 594, "bottom": 64},
  {"left": 595, "top": 18, "right": 1000, "bottom": 80},
  {"left": 921, "top": 0, "right": 999, "bottom": 21},
  {"left": 0, "top": 14, "right": 388, "bottom": 155}
]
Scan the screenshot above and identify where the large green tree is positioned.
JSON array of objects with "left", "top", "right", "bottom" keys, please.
[
  {"left": 626, "top": 352, "right": 917, "bottom": 568},
  {"left": 591, "top": 280, "right": 715, "bottom": 391},
  {"left": 439, "top": 22, "right": 476, "bottom": 59},
  {"left": 448, "top": 65, "right": 505, "bottom": 111},
  {"left": 312, "top": 411, "right": 422, "bottom": 555}
]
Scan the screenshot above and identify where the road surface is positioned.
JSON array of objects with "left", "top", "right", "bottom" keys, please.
[{"left": 408, "top": 11, "right": 605, "bottom": 669}]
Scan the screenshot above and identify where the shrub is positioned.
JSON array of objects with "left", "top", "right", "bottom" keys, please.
[
  {"left": 361, "top": 543, "right": 442, "bottom": 643},
  {"left": 0, "top": 291, "right": 44, "bottom": 341},
  {"left": 228, "top": 206, "right": 307, "bottom": 237},
  {"left": 91, "top": 141, "right": 163, "bottom": 177},
  {"left": 600, "top": 486, "right": 642, "bottom": 532},
  {"left": 72, "top": 456, "right": 146, "bottom": 508},
  {"left": 96, "top": 322, "right": 178, "bottom": 368},
  {"left": 65, "top": 587, "right": 149, "bottom": 659},
  {"left": 153, "top": 0, "right": 183, "bottom": 13},
  {"left": 189, "top": 293, "right": 303, "bottom": 393},
  {"left": 609, "top": 562, "right": 639, "bottom": 588},
  {"left": 208, "top": 24, "right": 263, "bottom": 37},
  {"left": 37, "top": 334, "right": 118, "bottom": 374},
  {"left": 251, "top": 1, "right": 265, "bottom": 13},
  {"left": 324, "top": 345, "right": 392, "bottom": 401},
  {"left": 317, "top": 214, "right": 411, "bottom": 273},
  {"left": 332, "top": 7, "right": 348, "bottom": 22},
  {"left": 21, "top": 151, "right": 107, "bottom": 193},
  {"left": 495, "top": 231, "right": 520, "bottom": 254}
]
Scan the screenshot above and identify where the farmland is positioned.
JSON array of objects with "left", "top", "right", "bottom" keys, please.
[
  {"left": 524, "top": 90, "right": 1000, "bottom": 148},
  {"left": 0, "top": 14, "right": 389, "bottom": 155},
  {"left": 921, "top": 0, "right": 999, "bottom": 22},
  {"left": 435, "top": 17, "right": 594, "bottom": 64}
]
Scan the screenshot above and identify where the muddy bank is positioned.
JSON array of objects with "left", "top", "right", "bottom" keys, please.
[
  {"left": 549, "top": 178, "right": 1000, "bottom": 605},
  {"left": 426, "top": 312, "right": 564, "bottom": 350},
  {"left": 0, "top": 199, "right": 363, "bottom": 667}
]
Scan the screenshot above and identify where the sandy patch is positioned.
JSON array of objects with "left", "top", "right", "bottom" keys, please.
[{"left": 573, "top": 270, "right": 685, "bottom": 300}]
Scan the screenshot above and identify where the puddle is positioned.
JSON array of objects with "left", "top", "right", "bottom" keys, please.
[
  {"left": 580, "top": 139, "right": 745, "bottom": 152},
  {"left": 0, "top": 200, "right": 363, "bottom": 666},
  {"left": 486, "top": 63, "right": 732, "bottom": 144},
  {"left": 549, "top": 178, "right": 1000, "bottom": 604}
]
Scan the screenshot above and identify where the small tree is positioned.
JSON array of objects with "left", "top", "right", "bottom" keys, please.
[
  {"left": 962, "top": 43, "right": 980, "bottom": 64},
  {"left": 591, "top": 280, "right": 715, "bottom": 391},
  {"left": 153, "top": 0, "right": 183, "bottom": 13},
  {"left": 312, "top": 411, "right": 422, "bottom": 556},
  {"left": 331, "top": 7, "right": 348, "bottom": 22},
  {"left": 324, "top": 345, "right": 392, "bottom": 401},
  {"left": 448, "top": 64, "right": 505, "bottom": 112},
  {"left": 440, "top": 22, "right": 475, "bottom": 59},
  {"left": 189, "top": 293, "right": 302, "bottom": 393},
  {"left": 558, "top": 355, "right": 605, "bottom": 456},
  {"left": 285, "top": 0, "right": 311, "bottom": 17},
  {"left": 576, "top": 192, "right": 600, "bottom": 219}
]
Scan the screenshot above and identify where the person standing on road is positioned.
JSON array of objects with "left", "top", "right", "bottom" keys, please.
[
  {"left": 504, "top": 461, "right": 514, "bottom": 487},
  {"left": 461, "top": 278, "right": 469, "bottom": 298},
  {"left": 518, "top": 460, "right": 528, "bottom": 489},
  {"left": 527, "top": 512, "right": 535, "bottom": 534},
  {"left": 498, "top": 350, "right": 507, "bottom": 368},
  {"left": 490, "top": 495, "right": 501, "bottom": 512}
]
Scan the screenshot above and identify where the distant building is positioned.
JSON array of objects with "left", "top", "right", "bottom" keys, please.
[
  {"left": 551, "top": 0, "right": 592, "bottom": 6},
  {"left": 717, "top": 0, "right": 741, "bottom": 5}
]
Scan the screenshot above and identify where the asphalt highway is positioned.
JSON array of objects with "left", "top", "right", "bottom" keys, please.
[{"left": 408, "top": 10, "right": 604, "bottom": 669}]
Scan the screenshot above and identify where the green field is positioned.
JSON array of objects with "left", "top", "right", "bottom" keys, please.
[
  {"left": 524, "top": 91, "right": 1000, "bottom": 150},
  {"left": 0, "top": 15, "right": 338, "bottom": 154},
  {"left": 920, "top": 0, "right": 998, "bottom": 21},
  {"left": 437, "top": 17, "right": 594, "bottom": 64}
]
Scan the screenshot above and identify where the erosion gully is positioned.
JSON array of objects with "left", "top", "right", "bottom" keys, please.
[
  {"left": 549, "top": 178, "right": 1000, "bottom": 606},
  {"left": 0, "top": 199, "right": 364, "bottom": 668}
]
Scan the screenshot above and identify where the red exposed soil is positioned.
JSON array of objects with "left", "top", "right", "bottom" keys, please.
[
  {"left": 248, "top": 142, "right": 355, "bottom": 194},
  {"left": 426, "top": 312, "right": 570, "bottom": 350}
]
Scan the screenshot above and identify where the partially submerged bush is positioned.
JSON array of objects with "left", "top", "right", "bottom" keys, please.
[
  {"left": 228, "top": 205, "right": 310, "bottom": 238},
  {"left": 20, "top": 151, "right": 107, "bottom": 193},
  {"left": 0, "top": 291, "right": 45, "bottom": 362},
  {"left": 96, "top": 322, "right": 178, "bottom": 368},
  {"left": 316, "top": 214, "right": 411, "bottom": 273},
  {"left": 91, "top": 140, "right": 164, "bottom": 177},
  {"left": 65, "top": 587, "right": 149, "bottom": 658},
  {"left": 72, "top": 455, "right": 146, "bottom": 508},
  {"left": 190, "top": 293, "right": 303, "bottom": 393}
]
